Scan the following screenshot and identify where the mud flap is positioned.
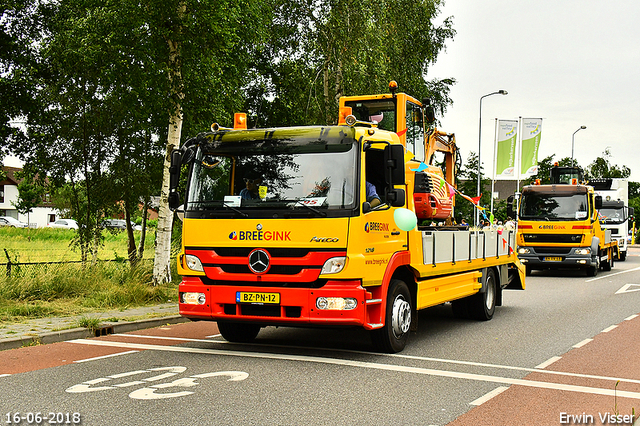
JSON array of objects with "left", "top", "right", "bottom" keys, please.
[{"left": 505, "top": 262, "right": 526, "bottom": 290}]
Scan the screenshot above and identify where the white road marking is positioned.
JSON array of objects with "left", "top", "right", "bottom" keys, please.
[
  {"left": 0, "top": 374, "right": 11, "bottom": 378},
  {"left": 95, "top": 334, "right": 640, "bottom": 385},
  {"left": 470, "top": 386, "right": 509, "bottom": 406},
  {"left": 616, "top": 284, "right": 640, "bottom": 294},
  {"left": 625, "top": 314, "right": 639, "bottom": 321},
  {"left": 114, "top": 334, "right": 216, "bottom": 343},
  {"left": 535, "top": 356, "right": 562, "bottom": 369},
  {"left": 206, "top": 334, "right": 222, "bottom": 338},
  {"left": 572, "top": 338, "right": 593, "bottom": 348},
  {"left": 586, "top": 266, "right": 640, "bottom": 282},
  {"left": 601, "top": 325, "right": 618, "bottom": 333},
  {"left": 74, "top": 350, "right": 139, "bottom": 363},
  {"left": 68, "top": 339, "right": 640, "bottom": 400}
]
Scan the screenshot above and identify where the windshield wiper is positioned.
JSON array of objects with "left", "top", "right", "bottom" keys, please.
[
  {"left": 294, "top": 200, "right": 327, "bottom": 217},
  {"left": 223, "top": 202, "right": 248, "bottom": 217}
]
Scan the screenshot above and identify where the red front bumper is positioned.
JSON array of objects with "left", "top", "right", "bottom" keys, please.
[{"left": 179, "top": 277, "right": 367, "bottom": 326}]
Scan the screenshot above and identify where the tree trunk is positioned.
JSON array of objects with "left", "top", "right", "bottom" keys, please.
[
  {"left": 153, "top": 6, "right": 185, "bottom": 285},
  {"left": 138, "top": 197, "right": 149, "bottom": 260},
  {"left": 323, "top": 57, "right": 330, "bottom": 125}
]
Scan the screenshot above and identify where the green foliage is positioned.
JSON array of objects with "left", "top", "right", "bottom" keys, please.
[
  {"left": 248, "top": 0, "right": 456, "bottom": 127},
  {"left": 586, "top": 148, "right": 631, "bottom": 178},
  {"left": 12, "top": 169, "right": 46, "bottom": 219},
  {"left": 0, "top": 261, "right": 177, "bottom": 322}
]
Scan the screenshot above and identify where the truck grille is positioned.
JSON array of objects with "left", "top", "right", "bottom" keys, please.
[
  {"left": 522, "top": 234, "right": 583, "bottom": 244},
  {"left": 185, "top": 247, "right": 346, "bottom": 287}
]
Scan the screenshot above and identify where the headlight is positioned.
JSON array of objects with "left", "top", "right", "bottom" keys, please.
[
  {"left": 575, "top": 248, "right": 591, "bottom": 255},
  {"left": 320, "top": 257, "right": 346, "bottom": 274},
  {"left": 185, "top": 254, "right": 204, "bottom": 272},
  {"left": 316, "top": 297, "right": 358, "bottom": 310},
  {"left": 517, "top": 247, "right": 530, "bottom": 254}
]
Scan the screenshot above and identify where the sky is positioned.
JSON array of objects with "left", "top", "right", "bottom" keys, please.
[{"left": 428, "top": 0, "right": 640, "bottom": 182}]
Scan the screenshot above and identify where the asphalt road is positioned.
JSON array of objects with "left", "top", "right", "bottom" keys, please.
[{"left": 2, "top": 248, "right": 640, "bottom": 425}]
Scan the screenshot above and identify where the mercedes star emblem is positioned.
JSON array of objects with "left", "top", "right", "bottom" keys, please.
[{"left": 248, "top": 249, "right": 270, "bottom": 274}]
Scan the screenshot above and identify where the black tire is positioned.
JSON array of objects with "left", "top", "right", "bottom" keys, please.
[
  {"left": 525, "top": 265, "right": 533, "bottom": 276},
  {"left": 586, "top": 255, "right": 599, "bottom": 277},
  {"left": 217, "top": 321, "right": 261, "bottom": 343},
  {"left": 372, "top": 279, "right": 412, "bottom": 353},
  {"left": 620, "top": 250, "right": 627, "bottom": 261},
  {"left": 467, "top": 268, "right": 497, "bottom": 321},
  {"left": 602, "top": 249, "right": 613, "bottom": 271}
]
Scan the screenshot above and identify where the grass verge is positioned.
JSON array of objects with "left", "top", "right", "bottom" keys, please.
[{"left": 0, "top": 261, "right": 178, "bottom": 324}]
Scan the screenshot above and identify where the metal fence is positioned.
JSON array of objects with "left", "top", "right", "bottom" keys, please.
[{"left": 0, "top": 258, "right": 153, "bottom": 278}]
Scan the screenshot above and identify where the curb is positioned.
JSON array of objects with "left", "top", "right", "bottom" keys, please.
[{"left": 0, "top": 315, "right": 190, "bottom": 352}]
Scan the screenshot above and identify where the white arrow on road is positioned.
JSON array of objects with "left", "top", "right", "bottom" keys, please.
[{"left": 615, "top": 284, "right": 640, "bottom": 294}]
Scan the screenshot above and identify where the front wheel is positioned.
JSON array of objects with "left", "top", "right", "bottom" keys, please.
[
  {"left": 217, "top": 321, "right": 261, "bottom": 343},
  {"left": 372, "top": 279, "right": 412, "bottom": 353},
  {"left": 586, "top": 255, "right": 599, "bottom": 277},
  {"left": 602, "top": 249, "right": 613, "bottom": 271}
]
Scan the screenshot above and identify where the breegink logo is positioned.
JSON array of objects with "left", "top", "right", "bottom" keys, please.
[
  {"left": 365, "top": 222, "right": 389, "bottom": 233},
  {"left": 229, "top": 231, "right": 237, "bottom": 240}
]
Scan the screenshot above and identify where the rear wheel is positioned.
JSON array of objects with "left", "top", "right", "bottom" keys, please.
[
  {"left": 372, "top": 279, "right": 412, "bottom": 353},
  {"left": 467, "top": 268, "right": 497, "bottom": 321},
  {"left": 620, "top": 250, "right": 627, "bottom": 261},
  {"left": 217, "top": 321, "right": 261, "bottom": 343}
]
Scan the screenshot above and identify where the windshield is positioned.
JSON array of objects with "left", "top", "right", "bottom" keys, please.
[
  {"left": 599, "top": 207, "right": 625, "bottom": 223},
  {"left": 185, "top": 127, "right": 358, "bottom": 215},
  {"left": 520, "top": 193, "right": 590, "bottom": 221}
]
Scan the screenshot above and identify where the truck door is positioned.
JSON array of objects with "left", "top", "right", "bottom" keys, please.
[{"left": 356, "top": 145, "right": 407, "bottom": 287}]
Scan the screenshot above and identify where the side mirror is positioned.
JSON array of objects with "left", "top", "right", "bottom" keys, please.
[
  {"left": 385, "top": 188, "right": 405, "bottom": 208},
  {"left": 168, "top": 149, "right": 182, "bottom": 211},
  {"left": 384, "top": 144, "right": 405, "bottom": 186},
  {"left": 595, "top": 195, "right": 603, "bottom": 210},
  {"left": 422, "top": 98, "right": 435, "bottom": 123},
  {"left": 506, "top": 195, "right": 515, "bottom": 218}
]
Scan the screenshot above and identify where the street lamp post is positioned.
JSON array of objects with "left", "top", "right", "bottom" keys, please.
[
  {"left": 571, "top": 126, "right": 587, "bottom": 168},
  {"left": 476, "top": 90, "right": 508, "bottom": 227}
]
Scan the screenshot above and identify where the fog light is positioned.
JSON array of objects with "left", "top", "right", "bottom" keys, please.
[
  {"left": 577, "top": 260, "right": 587, "bottom": 264},
  {"left": 316, "top": 297, "right": 357, "bottom": 310},
  {"left": 182, "top": 292, "right": 206, "bottom": 305},
  {"left": 321, "top": 257, "right": 346, "bottom": 274},
  {"left": 185, "top": 254, "right": 204, "bottom": 272}
]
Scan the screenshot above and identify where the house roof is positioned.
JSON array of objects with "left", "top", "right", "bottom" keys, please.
[{"left": 1, "top": 166, "right": 22, "bottom": 186}]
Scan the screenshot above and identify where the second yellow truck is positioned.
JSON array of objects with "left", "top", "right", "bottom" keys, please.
[{"left": 512, "top": 166, "right": 617, "bottom": 276}]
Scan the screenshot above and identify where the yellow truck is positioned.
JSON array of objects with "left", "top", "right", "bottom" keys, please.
[
  {"left": 512, "top": 166, "right": 617, "bottom": 277},
  {"left": 168, "top": 82, "right": 525, "bottom": 352}
]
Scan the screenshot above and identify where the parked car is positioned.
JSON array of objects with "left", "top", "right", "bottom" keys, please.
[
  {"left": 102, "top": 219, "right": 127, "bottom": 230},
  {"left": 47, "top": 219, "right": 79, "bottom": 230},
  {"left": 0, "top": 216, "right": 28, "bottom": 228},
  {"left": 102, "top": 219, "right": 142, "bottom": 231}
]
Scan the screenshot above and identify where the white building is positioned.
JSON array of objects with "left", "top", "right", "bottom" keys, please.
[{"left": 0, "top": 166, "right": 59, "bottom": 227}]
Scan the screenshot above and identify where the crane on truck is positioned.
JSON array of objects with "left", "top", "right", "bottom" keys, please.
[
  {"left": 511, "top": 165, "right": 617, "bottom": 276},
  {"left": 168, "top": 81, "right": 525, "bottom": 352}
]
